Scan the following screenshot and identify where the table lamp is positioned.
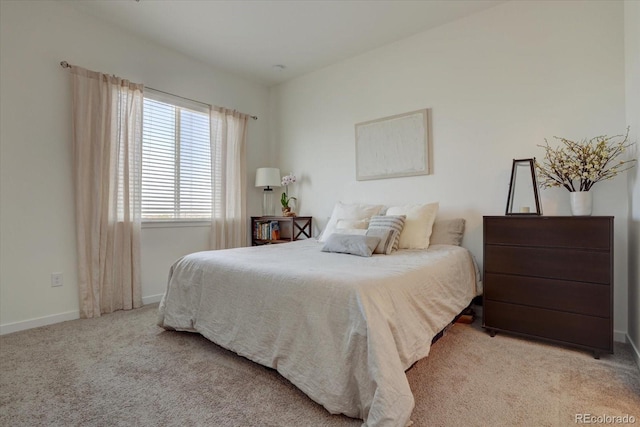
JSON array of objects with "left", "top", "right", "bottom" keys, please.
[{"left": 255, "top": 167, "right": 281, "bottom": 216}]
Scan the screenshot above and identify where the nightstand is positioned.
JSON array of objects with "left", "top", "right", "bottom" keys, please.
[
  {"left": 482, "top": 216, "right": 613, "bottom": 358},
  {"left": 251, "top": 216, "right": 312, "bottom": 246}
]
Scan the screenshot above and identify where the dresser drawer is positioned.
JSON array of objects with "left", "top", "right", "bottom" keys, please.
[
  {"left": 484, "top": 245, "right": 610, "bottom": 284},
  {"left": 484, "top": 273, "right": 610, "bottom": 318},
  {"left": 484, "top": 300, "right": 612, "bottom": 351},
  {"left": 484, "top": 217, "right": 611, "bottom": 250}
]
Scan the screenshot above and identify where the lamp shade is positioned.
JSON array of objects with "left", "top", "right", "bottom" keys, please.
[{"left": 255, "top": 167, "right": 281, "bottom": 188}]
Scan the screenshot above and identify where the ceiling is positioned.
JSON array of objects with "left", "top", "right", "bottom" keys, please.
[{"left": 68, "top": 0, "right": 505, "bottom": 87}]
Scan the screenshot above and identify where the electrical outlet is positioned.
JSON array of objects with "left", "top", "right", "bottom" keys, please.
[{"left": 51, "top": 272, "right": 63, "bottom": 287}]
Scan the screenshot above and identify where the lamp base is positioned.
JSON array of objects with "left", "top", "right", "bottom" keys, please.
[{"left": 262, "top": 188, "right": 275, "bottom": 216}]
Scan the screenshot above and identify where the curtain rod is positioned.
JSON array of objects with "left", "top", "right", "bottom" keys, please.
[{"left": 60, "top": 61, "right": 258, "bottom": 120}]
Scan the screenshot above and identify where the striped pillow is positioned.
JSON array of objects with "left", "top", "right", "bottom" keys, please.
[
  {"left": 366, "top": 215, "right": 406, "bottom": 254},
  {"left": 366, "top": 228, "right": 393, "bottom": 255}
]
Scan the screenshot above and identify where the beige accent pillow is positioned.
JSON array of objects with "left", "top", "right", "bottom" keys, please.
[
  {"left": 430, "top": 218, "right": 466, "bottom": 246},
  {"left": 319, "top": 202, "right": 384, "bottom": 242},
  {"left": 386, "top": 202, "right": 439, "bottom": 249}
]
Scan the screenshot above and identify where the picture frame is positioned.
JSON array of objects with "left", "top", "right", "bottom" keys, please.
[
  {"left": 355, "top": 109, "right": 431, "bottom": 181},
  {"left": 505, "top": 158, "right": 542, "bottom": 215}
]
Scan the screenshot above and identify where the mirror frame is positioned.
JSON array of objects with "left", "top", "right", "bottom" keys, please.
[{"left": 505, "top": 158, "right": 542, "bottom": 216}]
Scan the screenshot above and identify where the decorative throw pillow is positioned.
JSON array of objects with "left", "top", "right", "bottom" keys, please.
[
  {"left": 321, "top": 233, "right": 381, "bottom": 257},
  {"left": 386, "top": 202, "right": 439, "bottom": 249},
  {"left": 365, "top": 228, "right": 393, "bottom": 255},
  {"left": 367, "top": 215, "right": 406, "bottom": 254},
  {"left": 430, "top": 218, "right": 466, "bottom": 246},
  {"left": 318, "top": 202, "right": 384, "bottom": 242}
]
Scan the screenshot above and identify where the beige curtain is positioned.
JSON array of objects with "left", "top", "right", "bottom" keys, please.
[
  {"left": 210, "top": 107, "right": 249, "bottom": 249},
  {"left": 70, "top": 66, "right": 143, "bottom": 318}
]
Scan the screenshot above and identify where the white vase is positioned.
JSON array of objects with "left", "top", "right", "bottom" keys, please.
[{"left": 569, "top": 191, "right": 592, "bottom": 216}]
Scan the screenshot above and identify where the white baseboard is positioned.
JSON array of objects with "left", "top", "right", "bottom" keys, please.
[
  {"left": 142, "top": 293, "right": 163, "bottom": 305},
  {"left": 614, "top": 330, "right": 627, "bottom": 343},
  {"left": 0, "top": 310, "right": 80, "bottom": 336},
  {"left": 0, "top": 294, "right": 164, "bottom": 336},
  {"left": 628, "top": 334, "right": 640, "bottom": 372}
]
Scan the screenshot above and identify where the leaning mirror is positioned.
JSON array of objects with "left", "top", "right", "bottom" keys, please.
[{"left": 505, "top": 158, "right": 542, "bottom": 215}]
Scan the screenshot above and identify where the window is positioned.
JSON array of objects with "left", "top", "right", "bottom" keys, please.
[{"left": 142, "top": 90, "right": 211, "bottom": 220}]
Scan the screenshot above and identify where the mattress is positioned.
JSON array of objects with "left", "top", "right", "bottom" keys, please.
[{"left": 157, "top": 239, "right": 479, "bottom": 426}]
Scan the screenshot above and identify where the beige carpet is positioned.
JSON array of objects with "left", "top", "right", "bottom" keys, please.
[{"left": 1, "top": 304, "right": 638, "bottom": 427}]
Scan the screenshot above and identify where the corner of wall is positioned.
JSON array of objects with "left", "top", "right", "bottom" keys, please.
[
  {"left": 625, "top": 0, "right": 640, "bottom": 373},
  {"left": 627, "top": 333, "right": 640, "bottom": 371}
]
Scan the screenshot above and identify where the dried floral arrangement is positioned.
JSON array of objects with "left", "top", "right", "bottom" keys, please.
[{"left": 536, "top": 128, "right": 636, "bottom": 192}]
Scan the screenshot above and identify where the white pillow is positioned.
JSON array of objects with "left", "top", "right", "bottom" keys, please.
[
  {"left": 337, "top": 228, "right": 367, "bottom": 236},
  {"left": 335, "top": 219, "right": 369, "bottom": 236},
  {"left": 386, "top": 202, "right": 439, "bottom": 249},
  {"left": 336, "top": 218, "right": 369, "bottom": 230},
  {"left": 319, "top": 202, "right": 384, "bottom": 242}
]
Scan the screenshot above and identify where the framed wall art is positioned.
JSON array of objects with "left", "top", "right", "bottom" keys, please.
[{"left": 355, "top": 109, "right": 431, "bottom": 181}]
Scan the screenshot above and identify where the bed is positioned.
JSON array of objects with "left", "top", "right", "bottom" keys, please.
[{"left": 157, "top": 222, "right": 481, "bottom": 427}]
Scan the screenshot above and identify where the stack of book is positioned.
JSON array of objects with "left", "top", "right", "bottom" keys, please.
[{"left": 254, "top": 220, "right": 280, "bottom": 241}]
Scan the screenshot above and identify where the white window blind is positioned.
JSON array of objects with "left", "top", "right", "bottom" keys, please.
[{"left": 142, "top": 90, "right": 211, "bottom": 220}]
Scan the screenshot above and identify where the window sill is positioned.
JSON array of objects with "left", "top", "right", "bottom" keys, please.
[{"left": 142, "top": 220, "right": 210, "bottom": 229}]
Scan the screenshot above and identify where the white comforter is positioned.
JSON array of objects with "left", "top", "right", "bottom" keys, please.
[{"left": 157, "top": 240, "right": 479, "bottom": 427}]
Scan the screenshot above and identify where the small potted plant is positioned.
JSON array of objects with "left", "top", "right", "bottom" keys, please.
[{"left": 280, "top": 173, "right": 297, "bottom": 217}]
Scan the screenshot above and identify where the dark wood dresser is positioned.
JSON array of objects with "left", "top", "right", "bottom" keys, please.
[{"left": 483, "top": 216, "right": 613, "bottom": 358}]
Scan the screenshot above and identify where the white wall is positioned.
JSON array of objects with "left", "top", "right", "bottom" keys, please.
[
  {"left": 0, "top": 0, "right": 270, "bottom": 332},
  {"left": 625, "top": 0, "right": 640, "bottom": 366},
  {"left": 271, "top": 1, "right": 631, "bottom": 340}
]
